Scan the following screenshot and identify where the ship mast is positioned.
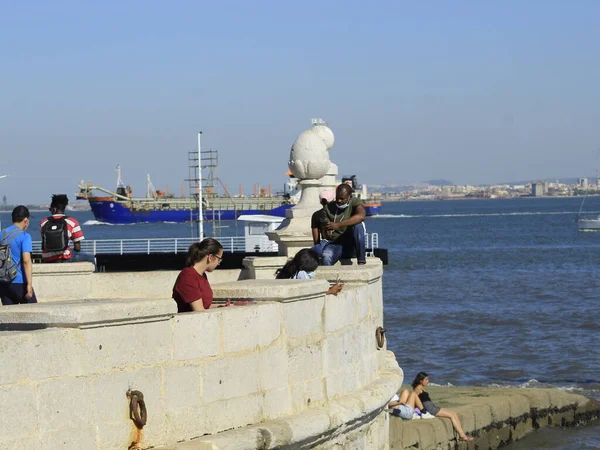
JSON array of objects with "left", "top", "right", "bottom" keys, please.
[{"left": 197, "top": 132, "right": 204, "bottom": 239}]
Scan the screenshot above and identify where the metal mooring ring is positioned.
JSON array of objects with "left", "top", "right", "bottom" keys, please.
[
  {"left": 128, "top": 390, "right": 148, "bottom": 429},
  {"left": 376, "top": 326, "right": 386, "bottom": 349}
]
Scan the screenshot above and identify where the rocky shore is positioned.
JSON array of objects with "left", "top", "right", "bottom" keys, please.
[{"left": 389, "top": 387, "right": 600, "bottom": 450}]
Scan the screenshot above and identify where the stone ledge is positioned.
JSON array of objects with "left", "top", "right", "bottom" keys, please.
[
  {"left": 389, "top": 386, "right": 600, "bottom": 450},
  {"left": 32, "top": 262, "right": 94, "bottom": 275},
  {"left": 158, "top": 350, "right": 403, "bottom": 449},
  {"left": 314, "top": 261, "right": 383, "bottom": 285},
  {"left": 0, "top": 298, "right": 176, "bottom": 329},
  {"left": 212, "top": 279, "right": 330, "bottom": 303}
]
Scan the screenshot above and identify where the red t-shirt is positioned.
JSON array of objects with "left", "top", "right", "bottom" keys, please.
[{"left": 172, "top": 266, "right": 213, "bottom": 312}]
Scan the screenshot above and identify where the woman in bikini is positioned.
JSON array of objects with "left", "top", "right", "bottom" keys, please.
[{"left": 412, "top": 372, "right": 474, "bottom": 442}]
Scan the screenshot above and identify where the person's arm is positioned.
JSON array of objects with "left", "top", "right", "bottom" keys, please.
[
  {"left": 189, "top": 299, "right": 206, "bottom": 311},
  {"left": 22, "top": 252, "right": 33, "bottom": 299},
  {"left": 312, "top": 227, "right": 321, "bottom": 245},
  {"left": 326, "top": 204, "right": 366, "bottom": 230},
  {"left": 70, "top": 219, "right": 85, "bottom": 252}
]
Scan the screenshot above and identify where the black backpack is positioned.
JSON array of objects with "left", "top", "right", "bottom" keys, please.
[{"left": 42, "top": 216, "right": 69, "bottom": 252}]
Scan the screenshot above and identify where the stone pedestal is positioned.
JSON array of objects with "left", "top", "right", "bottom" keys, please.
[
  {"left": 242, "top": 256, "right": 289, "bottom": 279},
  {"left": 267, "top": 120, "right": 334, "bottom": 257}
]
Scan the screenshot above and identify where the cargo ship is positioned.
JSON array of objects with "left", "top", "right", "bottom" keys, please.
[
  {"left": 76, "top": 135, "right": 381, "bottom": 224},
  {"left": 77, "top": 169, "right": 380, "bottom": 224}
]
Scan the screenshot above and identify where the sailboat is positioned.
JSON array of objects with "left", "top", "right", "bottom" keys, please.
[{"left": 576, "top": 191, "right": 600, "bottom": 231}]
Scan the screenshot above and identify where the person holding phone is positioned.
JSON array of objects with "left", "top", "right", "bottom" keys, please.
[
  {"left": 311, "top": 184, "right": 366, "bottom": 266},
  {"left": 275, "top": 249, "right": 343, "bottom": 295}
]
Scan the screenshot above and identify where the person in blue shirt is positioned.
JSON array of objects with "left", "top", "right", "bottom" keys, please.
[{"left": 0, "top": 205, "right": 37, "bottom": 305}]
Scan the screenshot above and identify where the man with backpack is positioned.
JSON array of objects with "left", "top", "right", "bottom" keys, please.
[
  {"left": 0, "top": 205, "right": 37, "bottom": 305},
  {"left": 40, "top": 194, "right": 94, "bottom": 263}
]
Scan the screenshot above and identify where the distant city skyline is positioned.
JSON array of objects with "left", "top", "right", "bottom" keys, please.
[{"left": 1, "top": 1, "right": 599, "bottom": 204}]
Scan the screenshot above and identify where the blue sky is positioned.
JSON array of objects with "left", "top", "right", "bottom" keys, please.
[{"left": 1, "top": 1, "right": 599, "bottom": 203}]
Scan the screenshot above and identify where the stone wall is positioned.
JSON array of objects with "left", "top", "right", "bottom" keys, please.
[{"left": 0, "top": 260, "right": 403, "bottom": 450}]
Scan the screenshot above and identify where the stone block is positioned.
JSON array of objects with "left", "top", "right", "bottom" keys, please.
[
  {"left": 40, "top": 427, "right": 98, "bottom": 450},
  {"left": 203, "top": 393, "right": 263, "bottom": 435},
  {"left": 221, "top": 303, "right": 280, "bottom": 354},
  {"left": 0, "top": 437, "right": 42, "bottom": 450},
  {"left": 291, "top": 378, "right": 327, "bottom": 411},
  {"left": 91, "top": 366, "right": 165, "bottom": 429},
  {"left": 259, "top": 345, "right": 289, "bottom": 391},
  {"left": 283, "top": 296, "right": 324, "bottom": 340},
  {"left": 288, "top": 343, "right": 323, "bottom": 384},
  {"left": 323, "top": 331, "right": 356, "bottom": 375},
  {"left": 38, "top": 377, "right": 94, "bottom": 433},
  {"left": 165, "top": 406, "right": 209, "bottom": 442},
  {"left": 263, "top": 387, "right": 293, "bottom": 420},
  {"left": 91, "top": 366, "right": 164, "bottom": 444},
  {"left": 355, "top": 288, "right": 370, "bottom": 322},
  {"left": 212, "top": 279, "right": 329, "bottom": 303},
  {"left": 0, "top": 297, "right": 175, "bottom": 328},
  {"left": 242, "top": 256, "right": 288, "bottom": 280},
  {"left": 324, "top": 290, "right": 356, "bottom": 333},
  {"left": 0, "top": 385, "right": 38, "bottom": 439},
  {"left": 326, "top": 368, "right": 358, "bottom": 400},
  {"left": 83, "top": 319, "right": 172, "bottom": 371},
  {"left": 164, "top": 365, "right": 202, "bottom": 410},
  {"left": 201, "top": 354, "right": 260, "bottom": 403},
  {"left": 0, "top": 331, "right": 32, "bottom": 385},
  {"left": 27, "top": 328, "right": 91, "bottom": 380},
  {"left": 172, "top": 312, "right": 219, "bottom": 361}
]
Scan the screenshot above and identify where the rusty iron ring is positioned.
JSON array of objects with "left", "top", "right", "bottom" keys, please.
[
  {"left": 128, "top": 390, "right": 147, "bottom": 429},
  {"left": 375, "top": 326, "right": 386, "bottom": 349}
]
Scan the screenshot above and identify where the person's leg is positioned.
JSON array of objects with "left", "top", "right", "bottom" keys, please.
[
  {"left": 339, "top": 225, "right": 366, "bottom": 264},
  {"left": 398, "top": 390, "right": 410, "bottom": 404},
  {"left": 311, "top": 240, "right": 328, "bottom": 258},
  {"left": 436, "top": 408, "right": 473, "bottom": 441},
  {"left": 321, "top": 242, "right": 343, "bottom": 266},
  {"left": 0, "top": 283, "right": 16, "bottom": 305},
  {"left": 353, "top": 223, "right": 366, "bottom": 264},
  {"left": 70, "top": 252, "right": 96, "bottom": 263},
  {"left": 403, "top": 392, "right": 421, "bottom": 409},
  {"left": 0, "top": 283, "right": 35, "bottom": 305}
]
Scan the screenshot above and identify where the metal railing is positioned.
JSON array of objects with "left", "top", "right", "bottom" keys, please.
[{"left": 31, "top": 233, "right": 378, "bottom": 256}]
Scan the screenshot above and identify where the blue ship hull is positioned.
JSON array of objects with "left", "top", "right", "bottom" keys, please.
[
  {"left": 364, "top": 205, "right": 381, "bottom": 216},
  {"left": 89, "top": 200, "right": 380, "bottom": 224},
  {"left": 89, "top": 200, "right": 293, "bottom": 224}
]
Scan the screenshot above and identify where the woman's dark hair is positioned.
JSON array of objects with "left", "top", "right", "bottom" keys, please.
[
  {"left": 411, "top": 372, "right": 429, "bottom": 389},
  {"left": 186, "top": 238, "right": 223, "bottom": 267},
  {"left": 276, "top": 248, "right": 319, "bottom": 279}
]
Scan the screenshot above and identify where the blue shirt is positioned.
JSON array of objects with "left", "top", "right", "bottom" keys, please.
[{"left": 1, "top": 225, "right": 32, "bottom": 284}]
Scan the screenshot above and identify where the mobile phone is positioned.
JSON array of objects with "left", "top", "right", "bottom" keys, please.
[{"left": 336, "top": 274, "right": 341, "bottom": 284}]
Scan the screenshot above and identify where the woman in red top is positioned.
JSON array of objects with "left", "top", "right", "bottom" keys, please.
[{"left": 172, "top": 238, "right": 223, "bottom": 312}]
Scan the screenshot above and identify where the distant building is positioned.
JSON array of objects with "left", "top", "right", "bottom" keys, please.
[
  {"left": 532, "top": 182, "right": 544, "bottom": 197},
  {"left": 579, "top": 178, "right": 589, "bottom": 188}
]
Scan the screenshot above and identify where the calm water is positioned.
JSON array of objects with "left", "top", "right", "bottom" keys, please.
[{"left": 2, "top": 197, "right": 599, "bottom": 447}]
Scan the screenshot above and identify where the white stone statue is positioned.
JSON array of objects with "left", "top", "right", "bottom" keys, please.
[{"left": 267, "top": 120, "right": 335, "bottom": 256}]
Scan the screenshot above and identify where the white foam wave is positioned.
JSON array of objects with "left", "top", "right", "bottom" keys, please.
[
  {"left": 370, "top": 211, "right": 579, "bottom": 219},
  {"left": 83, "top": 220, "right": 114, "bottom": 226}
]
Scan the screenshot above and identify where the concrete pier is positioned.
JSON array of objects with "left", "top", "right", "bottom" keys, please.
[{"left": 389, "top": 386, "right": 600, "bottom": 450}]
